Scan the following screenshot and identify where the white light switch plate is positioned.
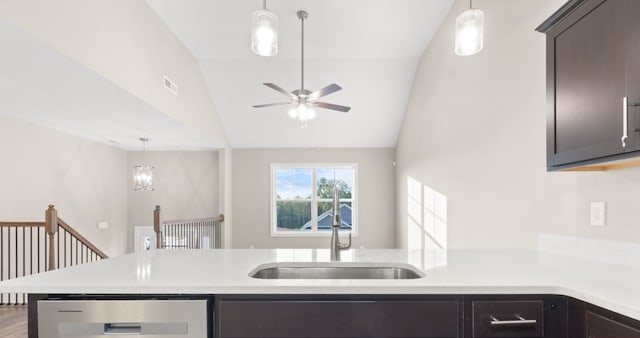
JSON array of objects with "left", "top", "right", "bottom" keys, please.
[
  {"left": 97, "top": 221, "right": 109, "bottom": 230},
  {"left": 590, "top": 202, "right": 606, "bottom": 226}
]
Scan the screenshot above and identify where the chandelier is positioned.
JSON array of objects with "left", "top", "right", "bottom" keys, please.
[{"left": 133, "top": 137, "right": 154, "bottom": 192}]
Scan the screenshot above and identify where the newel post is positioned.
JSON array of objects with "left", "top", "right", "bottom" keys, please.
[
  {"left": 45, "top": 205, "right": 58, "bottom": 271},
  {"left": 154, "top": 205, "right": 162, "bottom": 249}
]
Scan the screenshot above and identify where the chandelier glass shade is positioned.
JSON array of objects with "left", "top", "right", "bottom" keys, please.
[{"left": 133, "top": 165, "right": 154, "bottom": 191}]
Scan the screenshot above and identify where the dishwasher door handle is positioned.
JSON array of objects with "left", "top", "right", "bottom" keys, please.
[{"left": 104, "top": 323, "right": 142, "bottom": 334}]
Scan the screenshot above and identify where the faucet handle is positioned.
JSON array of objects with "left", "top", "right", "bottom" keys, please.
[{"left": 339, "top": 232, "right": 352, "bottom": 249}]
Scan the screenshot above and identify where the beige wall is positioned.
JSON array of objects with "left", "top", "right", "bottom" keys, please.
[
  {"left": 219, "top": 147, "right": 233, "bottom": 248},
  {"left": 232, "top": 148, "right": 396, "bottom": 249},
  {"left": 396, "top": 0, "right": 640, "bottom": 249},
  {"left": 127, "top": 151, "right": 219, "bottom": 251},
  {"left": 0, "top": 115, "right": 128, "bottom": 256}
]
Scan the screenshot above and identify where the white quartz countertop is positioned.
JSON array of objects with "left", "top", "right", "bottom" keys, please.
[{"left": 1, "top": 249, "right": 639, "bottom": 321}]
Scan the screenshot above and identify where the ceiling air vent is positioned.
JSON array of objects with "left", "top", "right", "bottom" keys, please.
[{"left": 163, "top": 75, "right": 178, "bottom": 96}]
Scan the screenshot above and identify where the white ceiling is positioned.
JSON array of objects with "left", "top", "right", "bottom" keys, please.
[
  {"left": 0, "top": 1, "right": 453, "bottom": 150},
  {"left": 146, "top": 0, "right": 454, "bottom": 148}
]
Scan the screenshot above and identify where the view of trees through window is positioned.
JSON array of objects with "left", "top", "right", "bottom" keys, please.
[{"left": 273, "top": 165, "right": 356, "bottom": 234}]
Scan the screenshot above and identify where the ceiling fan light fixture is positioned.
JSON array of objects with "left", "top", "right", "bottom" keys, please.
[
  {"left": 252, "top": 10, "right": 351, "bottom": 123},
  {"left": 251, "top": 1, "right": 278, "bottom": 57},
  {"left": 455, "top": 0, "right": 484, "bottom": 56},
  {"left": 289, "top": 103, "right": 316, "bottom": 126}
]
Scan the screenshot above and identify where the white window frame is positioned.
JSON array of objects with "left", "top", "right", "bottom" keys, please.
[{"left": 270, "top": 163, "right": 358, "bottom": 237}]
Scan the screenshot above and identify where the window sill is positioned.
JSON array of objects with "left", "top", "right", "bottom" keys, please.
[{"left": 270, "top": 231, "right": 359, "bottom": 238}]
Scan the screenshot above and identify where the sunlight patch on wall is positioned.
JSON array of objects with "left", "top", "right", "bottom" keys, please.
[{"left": 406, "top": 177, "right": 448, "bottom": 250}]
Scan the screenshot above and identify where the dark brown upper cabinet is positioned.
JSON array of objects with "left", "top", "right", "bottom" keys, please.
[{"left": 537, "top": 0, "right": 640, "bottom": 171}]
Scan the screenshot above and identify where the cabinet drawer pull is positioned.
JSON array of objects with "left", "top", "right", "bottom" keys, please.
[
  {"left": 489, "top": 315, "right": 537, "bottom": 326},
  {"left": 622, "top": 96, "right": 629, "bottom": 148}
]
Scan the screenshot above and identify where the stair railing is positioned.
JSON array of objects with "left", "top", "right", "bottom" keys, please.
[
  {"left": 153, "top": 205, "right": 223, "bottom": 249},
  {"left": 0, "top": 205, "right": 107, "bottom": 305}
]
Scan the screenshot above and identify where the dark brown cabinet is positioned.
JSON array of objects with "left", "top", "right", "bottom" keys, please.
[
  {"left": 537, "top": 0, "right": 640, "bottom": 170},
  {"left": 567, "top": 297, "right": 640, "bottom": 338},
  {"left": 586, "top": 311, "right": 640, "bottom": 338},
  {"left": 216, "top": 297, "right": 461, "bottom": 338},
  {"left": 215, "top": 295, "right": 571, "bottom": 338},
  {"left": 467, "top": 296, "right": 567, "bottom": 338}
]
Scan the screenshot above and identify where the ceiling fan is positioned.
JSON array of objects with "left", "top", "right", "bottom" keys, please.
[{"left": 253, "top": 10, "right": 351, "bottom": 125}]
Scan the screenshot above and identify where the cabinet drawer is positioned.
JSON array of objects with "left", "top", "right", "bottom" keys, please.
[
  {"left": 217, "top": 300, "right": 459, "bottom": 338},
  {"left": 473, "top": 300, "right": 543, "bottom": 337},
  {"left": 587, "top": 311, "right": 640, "bottom": 338}
]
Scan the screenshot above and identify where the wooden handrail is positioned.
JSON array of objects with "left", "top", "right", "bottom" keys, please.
[
  {"left": 161, "top": 215, "right": 224, "bottom": 224},
  {"left": 0, "top": 205, "right": 107, "bottom": 271},
  {"left": 57, "top": 218, "right": 108, "bottom": 259},
  {"left": 0, "top": 222, "right": 45, "bottom": 227},
  {"left": 1, "top": 205, "right": 108, "bottom": 304}
]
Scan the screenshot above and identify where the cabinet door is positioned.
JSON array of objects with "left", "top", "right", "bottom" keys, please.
[
  {"left": 627, "top": 0, "right": 640, "bottom": 147},
  {"left": 217, "top": 300, "right": 460, "bottom": 338},
  {"left": 546, "top": 0, "right": 636, "bottom": 168},
  {"left": 586, "top": 311, "right": 640, "bottom": 338}
]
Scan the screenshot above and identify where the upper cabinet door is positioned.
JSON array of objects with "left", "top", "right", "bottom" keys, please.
[
  {"left": 627, "top": 0, "right": 640, "bottom": 147},
  {"left": 543, "top": 0, "right": 637, "bottom": 170}
]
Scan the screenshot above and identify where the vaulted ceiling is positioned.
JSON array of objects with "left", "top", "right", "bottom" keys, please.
[
  {"left": 0, "top": 1, "right": 453, "bottom": 150},
  {"left": 146, "top": 0, "right": 454, "bottom": 148}
]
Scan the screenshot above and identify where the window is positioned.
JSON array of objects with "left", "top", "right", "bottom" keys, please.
[{"left": 271, "top": 164, "right": 357, "bottom": 236}]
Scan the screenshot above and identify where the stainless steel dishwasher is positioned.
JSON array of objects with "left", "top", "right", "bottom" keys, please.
[{"left": 37, "top": 299, "right": 208, "bottom": 337}]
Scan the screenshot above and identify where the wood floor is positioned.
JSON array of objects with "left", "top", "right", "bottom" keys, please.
[{"left": 0, "top": 305, "right": 28, "bottom": 337}]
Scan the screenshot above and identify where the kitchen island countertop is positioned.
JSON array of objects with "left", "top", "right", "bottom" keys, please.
[{"left": 0, "top": 249, "right": 638, "bottom": 320}]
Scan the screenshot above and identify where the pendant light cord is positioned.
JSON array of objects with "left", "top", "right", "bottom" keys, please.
[
  {"left": 262, "top": 0, "right": 266, "bottom": 10},
  {"left": 469, "top": 0, "right": 473, "bottom": 9}
]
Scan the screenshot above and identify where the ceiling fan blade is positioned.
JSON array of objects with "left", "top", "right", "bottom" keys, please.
[
  {"left": 309, "top": 83, "right": 342, "bottom": 100},
  {"left": 263, "top": 83, "right": 297, "bottom": 99},
  {"left": 313, "top": 101, "right": 351, "bottom": 112},
  {"left": 253, "top": 102, "right": 293, "bottom": 108}
]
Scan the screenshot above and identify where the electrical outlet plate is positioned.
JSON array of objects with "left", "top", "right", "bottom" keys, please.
[{"left": 590, "top": 202, "right": 606, "bottom": 226}]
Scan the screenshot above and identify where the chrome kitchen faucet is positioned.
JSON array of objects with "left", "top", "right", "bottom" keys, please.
[{"left": 330, "top": 187, "right": 351, "bottom": 261}]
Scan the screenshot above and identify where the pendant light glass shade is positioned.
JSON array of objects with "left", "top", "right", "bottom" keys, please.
[
  {"left": 455, "top": 8, "right": 484, "bottom": 56},
  {"left": 251, "top": 7, "right": 278, "bottom": 56},
  {"left": 133, "top": 138, "right": 154, "bottom": 192}
]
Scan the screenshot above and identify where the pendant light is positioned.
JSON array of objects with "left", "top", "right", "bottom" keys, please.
[
  {"left": 251, "top": 0, "right": 278, "bottom": 57},
  {"left": 133, "top": 137, "right": 154, "bottom": 192},
  {"left": 455, "top": 0, "right": 484, "bottom": 56}
]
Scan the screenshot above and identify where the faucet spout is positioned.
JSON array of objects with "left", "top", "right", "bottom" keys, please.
[{"left": 330, "top": 187, "right": 351, "bottom": 261}]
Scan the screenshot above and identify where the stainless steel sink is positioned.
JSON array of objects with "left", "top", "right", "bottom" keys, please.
[{"left": 249, "top": 264, "right": 424, "bottom": 279}]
